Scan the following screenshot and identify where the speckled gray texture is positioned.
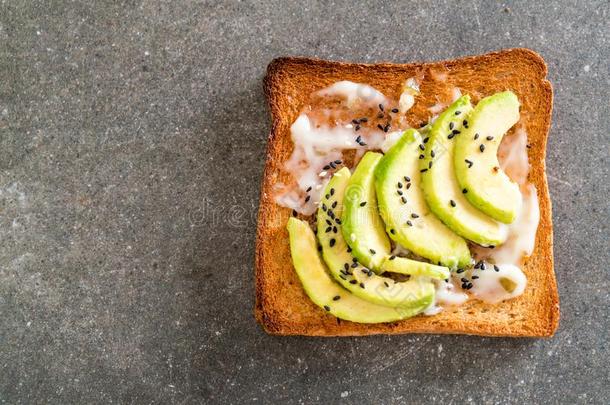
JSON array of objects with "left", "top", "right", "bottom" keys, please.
[{"left": 0, "top": 0, "right": 608, "bottom": 404}]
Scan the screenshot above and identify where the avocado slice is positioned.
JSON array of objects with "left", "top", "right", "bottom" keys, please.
[
  {"left": 421, "top": 96, "right": 508, "bottom": 246},
  {"left": 341, "top": 152, "right": 391, "bottom": 271},
  {"left": 453, "top": 91, "right": 522, "bottom": 223},
  {"left": 318, "top": 168, "right": 435, "bottom": 309},
  {"left": 380, "top": 256, "right": 450, "bottom": 280},
  {"left": 375, "top": 129, "right": 471, "bottom": 269},
  {"left": 287, "top": 217, "right": 428, "bottom": 323}
]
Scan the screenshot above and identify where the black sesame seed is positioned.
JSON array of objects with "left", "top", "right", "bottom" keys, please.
[
  {"left": 406, "top": 220, "right": 413, "bottom": 226},
  {"left": 486, "top": 136, "right": 494, "bottom": 141},
  {"left": 360, "top": 117, "right": 368, "bottom": 123},
  {"left": 397, "top": 189, "right": 403, "bottom": 196},
  {"left": 474, "top": 133, "right": 479, "bottom": 140},
  {"left": 335, "top": 218, "right": 341, "bottom": 224},
  {"left": 333, "top": 226, "right": 337, "bottom": 233},
  {"left": 461, "top": 277, "right": 469, "bottom": 283},
  {"left": 474, "top": 261, "right": 481, "bottom": 269},
  {"left": 347, "top": 246, "right": 352, "bottom": 253},
  {"left": 326, "top": 219, "right": 332, "bottom": 225},
  {"left": 480, "top": 144, "right": 485, "bottom": 152},
  {"left": 351, "top": 262, "right": 358, "bottom": 268},
  {"left": 456, "top": 268, "right": 465, "bottom": 273},
  {"left": 455, "top": 110, "right": 461, "bottom": 115},
  {"left": 448, "top": 133, "right": 455, "bottom": 139},
  {"left": 420, "top": 168, "right": 428, "bottom": 173},
  {"left": 431, "top": 150, "right": 435, "bottom": 158},
  {"left": 449, "top": 122, "right": 454, "bottom": 130},
  {"left": 384, "top": 124, "right": 390, "bottom": 132},
  {"left": 328, "top": 210, "right": 335, "bottom": 219},
  {"left": 352, "top": 257, "right": 358, "bottom": 262},
  {"left": 452, "top": 129, "right": 461, "bottom": 135},
  {"left": 377, "top": 113, "right": 384, "bottom": 119},
  {"left": 404, "top": 176, "right": 411, "bottom": 182},
  {"left": 323, "top": 165, "right": 331, "bottom": 170},
  {"left": 389, "top": 255, "right": 396, "bottom": 261},
  {"left": 391, "top": 108, "right": 399, "bottom": 113},
  {"left": 390, "top": 229, "right": 396, "bottom": 235},
  {"left": 355, "top": 124, "right": 361, "bottom": 131},
  {"left": 450, "top": 199, "right": 456, "bottom": 207},
  {"left": 333, "top": 295, "right": 341, "bottom": 301},
  {"left": 330, "top": 188, "right": 335, "bottom": 196},
  {"left": 377, "top": 124, "right": 384, "bottom": 131},
  {"left": 526, "top": 144, "right": 532, "bottom": 149},
  {"left": 355, "top": 135, "right": 362, "bottom": 143},
  {"left": 480, "top": 262, "right": 486, "bottom": 270},
  {"left": 461, "top": 283, "right": 468, "bottom": 289},
  {"left": 352, "top": 119, "right": 360, "bottom": 125},
  {"left": 423, "top": 137, "right": 429, "bottom": 144},
  {"left": 465, "top": 159, "right": 473, "bottom": 168},
  {"left": 359, "top": 282, "right": 365, "bottom": 289},
  {"left": 332, "top": 201, "right": 337, "bottom": 209},
  {"left": 494, "top": 265, "right": 500, "bottom": 272},
  {"left": 324, "top": 305, "right": 330, "bottom": 311},
  {"left": 349, "top": 279, "right": 358, "bottom": 284},
  {"left": 305, "top": 195, "right": 311, "bottom": 202},
  {"left": 398, "top": 182, "right": 403, "bottom": 189},
  {"left": 411, "top": 213, "right": 419, "bottom": 218},
  {"left": 401, "top": 196, "right": 407, "bottom": 204},
  {"left": 306, "top": 186, "right": 312, "bottom": 192},
  {"left": 384, "top": 281, "right": 389, "bottom": 287},
  {"left": 292, "top": 210, "right": 297, "bottom": 217},
  {"left": 472, "top": 275, "right": 479, "bottom": 280},
  {"left": 325, "top": 194, "right": 330, "bottom": 200},
  {"left": 467, "top": 282, "right": 473, "bottom": 289},
  {"left": 369, "top": 249, "right": 376, "bottom": 255},
  {"left": 379, "top": 103, "right": 384, "bottom": 111},
  {"left": 359, "top": 141, "right": 367, "bottom": 146},
  {"left": 419, "top": 144, "right": 425, "bottom": 151},
  {"left": 334, "top": 160, "right": 342, "bottom": 165},
  {"left": 340, "top": 275, "right": 347, "bottom": 280},
  {"left": 344, "top": 263, "right": 349, "bottom": 271},
  {"left": 406, "top": 183, "right": 411, "bottom": 189},
  {"left": 329, "top": 238, "right": 336, "bottom": 247},
  {"left": 429, "top": 161, "right": 433, "bottom": 169},
  {"left": 329, "top": 161, "right": 336, "bottom": 169},
  {"left": 419, "top": 154, "right": 425, "bottom": 159},
  {"left": 325, "top": 226, "right": 331, "bottom": 233},
  {"left": 360, "top": 201, "right": 367, "bottom": 207},
  {"left": 462, "top": 188, "right": 468, "bottom": 194}
]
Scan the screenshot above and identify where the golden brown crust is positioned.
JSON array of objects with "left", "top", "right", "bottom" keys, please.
[{"left": 254, "top": 48, "right": 560, "bottom": 337}]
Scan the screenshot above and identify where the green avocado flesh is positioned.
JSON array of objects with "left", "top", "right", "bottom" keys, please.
[
  {"left": 381, "top": 256, "right": 450, "bottom": 280},
  {"left": 341, "top": 152, "right": 391, "bottom": 271},
  {"left": 453, "top": 91, "right": 522, "bottom": 224},
  {"left": 421, "top": 96, "right": 508, "bottom": 246},
  {"left": 375, "top": 129, "right": 471, "bottom": 269},
  {"left": 287, "top": 217, "right": 429, "bottom": 323},
  {"left": 317, "top": 168, "right": 435, "bottom": 310}
]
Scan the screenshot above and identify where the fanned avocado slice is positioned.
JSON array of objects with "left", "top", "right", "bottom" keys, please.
[
  {"left": 375, "top": 129, "right": 471, "bottom": 269},
  {"left": 287, "top": 218, "right": 428, "bottom": 323},
  {"left": 453, "top": 91, "right": 522, "bottom": 223},
  {"left": 341, "top": 152, "right": 391, "bottom": 271},
  {"left": 318, "top": 168, "right": 435, "bottom": 310},
  {"left": 381, "top": 256, "right": 450, "bottom": 280},
  {"left": 421, "top": 96, "right": 508, "bottom": 246}
]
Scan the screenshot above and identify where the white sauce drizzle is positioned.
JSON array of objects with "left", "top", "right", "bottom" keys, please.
[
  {"left": 315, "top": 81, "right": 387, "bottom": 107},
  {"left": 469, "top": 264, "right": 527, "bottom": 304}
]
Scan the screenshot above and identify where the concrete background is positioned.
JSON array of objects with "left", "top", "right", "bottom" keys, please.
[{"left": 0, "top": 1, "right": 608, "bottom": 404}]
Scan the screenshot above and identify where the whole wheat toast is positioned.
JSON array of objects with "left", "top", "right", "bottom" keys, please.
[{"left": 255, "top": 48, "right": 559, "bottom": 337}]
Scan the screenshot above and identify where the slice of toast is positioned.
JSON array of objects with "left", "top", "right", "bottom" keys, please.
[{"left": 255, "top": 48, "right": 559, "bottom": 337}]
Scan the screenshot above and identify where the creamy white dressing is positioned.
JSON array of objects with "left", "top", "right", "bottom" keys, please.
[
  {"left": 315, "top": 81, "right": 387, "bottom": 107},
  {"left": 398, "top": 77, "right": 420, "bottom": 114},
  {"left": 275, "top": 80, "right": 418, "bottom": 214},
  {"left": 469, "top": 264, "right": 527, "bottom": 304}
]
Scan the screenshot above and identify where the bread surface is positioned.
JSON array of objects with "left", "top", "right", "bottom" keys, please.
[{"left": 255, "top": 48, "right": 559, "bottom": 337}]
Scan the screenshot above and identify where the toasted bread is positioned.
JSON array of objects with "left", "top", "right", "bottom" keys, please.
[{"left": 255, "top": 48, "right": 559, "bottom": 337}]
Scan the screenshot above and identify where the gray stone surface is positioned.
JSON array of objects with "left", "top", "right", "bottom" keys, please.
[{"left": 0, "top": 0, "right": 608, "bottom": 403}]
